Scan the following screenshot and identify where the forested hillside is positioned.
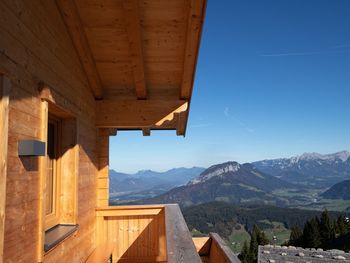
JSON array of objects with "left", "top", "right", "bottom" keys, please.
[{"left": 182, "top": 202, "right": 344, "bottom": 240}]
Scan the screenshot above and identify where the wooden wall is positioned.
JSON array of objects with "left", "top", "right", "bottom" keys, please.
[
  {"left": 0, "top": 0, "right": 98, "bottom": 262},
  {"left": 97, "top": 129, "right": 109, "bottom": 207}
]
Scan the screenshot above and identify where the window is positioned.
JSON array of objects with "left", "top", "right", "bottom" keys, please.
[
  {"left": 45, "top": 115, "right": 61, "bottom": 229},
  {"left": 39, "top": 90, "right": 79, "bottom": 255}
]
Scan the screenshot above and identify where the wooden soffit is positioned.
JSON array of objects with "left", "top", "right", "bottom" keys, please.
[{"left": 57, "top": 0, "right": 207, "bottom": 136}]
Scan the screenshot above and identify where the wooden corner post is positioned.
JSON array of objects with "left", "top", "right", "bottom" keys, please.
[
  {"left": 0, "top": 75, "right": 10, "bottom": 263},
  {"left": 97, "top": 129, "right": 110, "bottom": 207}
]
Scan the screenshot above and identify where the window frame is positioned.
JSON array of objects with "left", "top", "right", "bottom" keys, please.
[
  {"left": 38, "top": 94, "right": 79, "bottom": 258},
  {"left": 44, "top": 114, "right": 62, "bottom": 230}
]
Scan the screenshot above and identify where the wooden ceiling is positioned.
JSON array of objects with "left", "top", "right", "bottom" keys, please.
[{"left": 56, "top": 0, "right": 206, "bottom": 136}]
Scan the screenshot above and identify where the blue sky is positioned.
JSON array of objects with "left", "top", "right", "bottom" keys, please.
[{"left": 110, "top": 0, "right": 350, "bottom": 173}]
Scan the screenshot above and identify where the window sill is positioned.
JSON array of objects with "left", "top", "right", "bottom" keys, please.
[{"left": 44, "top": 224, "right": 79, "bottom": 252}]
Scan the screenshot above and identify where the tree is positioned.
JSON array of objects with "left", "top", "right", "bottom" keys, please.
[
  {"left": 249, "top": 225, "right": 259, "bottom": 263},
  {"left": 303, "top": 218, "right": 321, "bottom": 248},
  {"left": 239, "top": 240, "right": 251, "bottom": 263},
  {"left": 319, "top": 209, "right": 335, "bottom": 247},
  {"left": 247, "top": 224, "right": 269, "bottom": 263},
  {"left": 289, "top": 226, "right": 303, "bottom": 246},
  {"left": 258, "top": 230, "right": 269, "bottom": 245},
  {"left": 239, "top": 224, "right": 271, "bottom": 263},
  {"left": 337, "top": 215, "right": 347, "bottom": 236}
]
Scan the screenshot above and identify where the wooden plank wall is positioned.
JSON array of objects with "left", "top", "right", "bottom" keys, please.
[
  {"left": 97, "top": 129, "right": 109, "bottom": 207},
  {"left": 0, "top": 75, "right": 10, "bottom": 263},
  {"left": 96, "top": 206, "right": 167, "bottom": 262},
  {"left": 0, "top": 0, "right": 98, "bottom": 262},
  {"left": 60, "top": 118, "right": 79, "bottom": 224}
]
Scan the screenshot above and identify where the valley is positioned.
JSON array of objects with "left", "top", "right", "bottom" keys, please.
[
  {"left": 109, "top": 150, "right": 350, "bottom": 255},
  {"left": 272, "top": 188, "right": 350, "bottom": 212},
  {"left": 182, "top": 202, "right": 346, "bottom": 253},
  {"left": 109, "top": 167, "right": 205, "bottom": 204}
]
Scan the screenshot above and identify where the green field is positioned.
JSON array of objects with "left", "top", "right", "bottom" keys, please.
[
  {"left": 228, "top": 225, "right": 251, "bottom": 253},
  {"left": 191, "top": 228, "right": 207, "bottom": 237},
  {"left": 227, "top": 221, "right": 291, "bottom": 253},
  {"left": 261, "top": 221, "right": 291, "bottom": 245},
  {"left": 292, "top": 198, "right": 350, "bottom": 212}
]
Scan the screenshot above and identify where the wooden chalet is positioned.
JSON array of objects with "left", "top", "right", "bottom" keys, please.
[{"left": 0, "top": 0, "right": 240, "bottom": 262}]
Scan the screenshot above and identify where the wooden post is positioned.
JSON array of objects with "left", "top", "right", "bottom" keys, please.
[
  {"left": 0, "top": 75, "right": 10, "bottom": 263},
  {"left": 97, "top": 129, "right": 109, "bottom": 207},
  {"left": 37, "top": 100, "right": 48, "bottom": 262},
  {"left": 158, "top": 208, "right": 167, "bottom": 261}
]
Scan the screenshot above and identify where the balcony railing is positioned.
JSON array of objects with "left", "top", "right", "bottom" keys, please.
[
  {"left": 95, "top": 204, "right": 240, "bottom": 263},
  {"left": 194, "top": 233, "right": 241, "bottom": 263}
]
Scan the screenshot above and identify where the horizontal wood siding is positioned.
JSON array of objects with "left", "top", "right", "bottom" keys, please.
[
  {"left": 97, "top": 129, "right": 109, "bottom": 207},
  {"left": 0, "top": 0, "right": 97, "bottom": 262}
]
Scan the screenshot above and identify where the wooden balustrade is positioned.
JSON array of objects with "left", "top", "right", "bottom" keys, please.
[
  {"left": 95, "top": 205, "right": 237, "bottom": 263},
  {"left": 193, "top": 233, "right": 241, "bottom": 263},
  {"left": 96, "top": 205, "right": 167, "bottom": 262}
]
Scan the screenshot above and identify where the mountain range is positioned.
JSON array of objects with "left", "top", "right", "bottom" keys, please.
[
  {"left": 110, "top": 150, "right": 350, "bottom": 208},
  {"left": 253, "top": 150, "right": 350, "bottom": 187},
  {"left": 140, "top": 161, "right": 295, "bottom": 207},
  {"left": 138, "top": 151, "right": 350, "bottom": 208},
  {"left": 109, "top": 167, "right": 205, "bottom": 204}
]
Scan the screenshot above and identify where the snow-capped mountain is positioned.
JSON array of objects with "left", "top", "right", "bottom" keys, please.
[
  {"left": 253, "top": 151, "right": 350, "bottom": 187},
  {"left": 289, "top": 151, "right": 350, "bottom": 163}
]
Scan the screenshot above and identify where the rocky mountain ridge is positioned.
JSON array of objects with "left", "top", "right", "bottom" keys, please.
[
  {"left": 253, "top": 150, "right": 350, "bottom": 187},
  {"left": 141, "top": 161, "right": 294, "bottom": 207}
]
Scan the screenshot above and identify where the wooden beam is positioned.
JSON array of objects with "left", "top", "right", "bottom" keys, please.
[
  {"left": 122, "top": 0, "right": 147, "bottom": 99},
  {"left": 180, "top": 0, "right": 206, "bottom": 99},
  {"left": 165, "top": 204, "right": 202, "bottom": 263},
  {"left": 38, "top": 82, "right": 77, "bottom": 118},
  {"left": 176, "top": 111, "right": 187, "bottom": 137},
  {"left": 0, "top": 75, "right": 10, "bottom": 262},
  {"left": 96, "top": 208, "right": 162, "bottom": 217},
  {"left": 142, "top": 128, "right": 150, "bottom": 136},
  {"left": 56, "top": 0, "right": 103, "bottom": 99},
  {"left": 96, "top": 205, "right": 165, "bottom": 211},
  {"left": 96, "top": 100, "right": 188, "bottom": 128}
]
